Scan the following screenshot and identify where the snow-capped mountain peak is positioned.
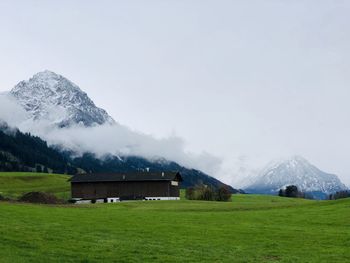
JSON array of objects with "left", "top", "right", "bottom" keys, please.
[
  {"left": 9, "top": 71, "right": 115, "bottom": 127},
  {"left": 245, "top": 156, "right": 347, "bottom": 198}
]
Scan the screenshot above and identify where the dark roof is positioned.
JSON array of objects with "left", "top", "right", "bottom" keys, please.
[{"left": 70, "top": 171, "right": 182, "bottom": 183}]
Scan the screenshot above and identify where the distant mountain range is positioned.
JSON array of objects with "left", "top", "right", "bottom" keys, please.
[
  {"left": 0, "top": 71, "right": 238, "bottom": 192},
  {"left": 244, "top": 156, "right": 347, "bottom": 199}
]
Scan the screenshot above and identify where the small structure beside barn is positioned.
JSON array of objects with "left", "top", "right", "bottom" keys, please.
[{"left": 70, "top": 171, "right": 182, "bottom": 203}]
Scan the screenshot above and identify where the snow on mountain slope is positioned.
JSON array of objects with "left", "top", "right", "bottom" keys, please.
[
  {"left": 244, "top": 156, "right": 347, "bottom": 196},
  {"left": 9, "top": 70, "right": 115, "bottom": 127}
]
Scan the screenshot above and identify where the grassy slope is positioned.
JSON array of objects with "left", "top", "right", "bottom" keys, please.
[
  {"left": 0, "top": 172, "right": 70, "bottom": 199},
  {"left": 0, "top": 172, "right": 349, "bottom": 262}
]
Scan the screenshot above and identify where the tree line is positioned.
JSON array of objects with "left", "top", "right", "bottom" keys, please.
[
  {"left": 185, "top": 185, "right": 232, "bottom": 202},
  {"left": 329, "top": 191, "right": 350, "bottom": 200},
  {"left": 278, "top": 185, "right": 306, "bottom": 198}
]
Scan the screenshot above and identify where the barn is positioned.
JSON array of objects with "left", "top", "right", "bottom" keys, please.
[{"left": 70, "top": 171, "right": 182, "bottom": 203}]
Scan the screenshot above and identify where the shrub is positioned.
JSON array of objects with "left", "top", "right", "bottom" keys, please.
[
  {"left": 285, "top": 185, "right": 298, "bottom": 197},
  {"left": 198, "top": 186, "right": 215, "bottom": 201},
  {"left": 185, "top": 187, "right": 195, "bottom": 200},
  {"left": 185, "top": 185, "right": 231, "bottom": 202},
  {"left": 215, "top": 186, "right": 232, "bottom": 202},
  {"left": 186, "top": 185, "right": 215, "bottom": 201},
  {"left": 278, "top": 185, "right": 305, "bottom": 198}
]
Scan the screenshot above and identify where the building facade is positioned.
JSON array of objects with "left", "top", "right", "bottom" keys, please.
[{"left": 70, "top": 171, "right": 182, "bottom": 203}]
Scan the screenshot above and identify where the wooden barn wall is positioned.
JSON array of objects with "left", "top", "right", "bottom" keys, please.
[{"left": 71, "top": 181, "right": 180, "bottom": 199}]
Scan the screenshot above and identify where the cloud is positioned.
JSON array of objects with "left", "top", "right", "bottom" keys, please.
[
  {"left": 0, "top": 93, "right": 222, "bottom": 176},
  {"left": 0, "top": 93, "right": 29, "bottom": 126},
  {"left": 31, "top": 123, "right": 222, "bottom": 175},
  {"left": 2, "top": 92, "right": 348, "bottom": 188}
]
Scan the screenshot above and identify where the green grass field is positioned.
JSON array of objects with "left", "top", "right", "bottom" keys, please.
[
  {"left": 0, "top": 172, "right": 70, "bottom": 199},
  {"left": 0, "top": 172, "right": 349, "bottom": 262}
]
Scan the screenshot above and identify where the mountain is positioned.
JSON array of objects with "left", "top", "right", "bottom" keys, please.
[
  {"left": 244, "top": 156, "right": 347, "bottom": 199},
  {"left": 2, "top": 71, "right": 239, "bottom": 192},
  {"left": 9, "top": 70, "right": 115, "bottom": 127},
  {"left": 0, "top": 123, "right": 238, "bottom": 192}
]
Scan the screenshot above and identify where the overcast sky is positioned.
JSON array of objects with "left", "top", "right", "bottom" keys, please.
[{"left": 0, "top": 0, "right": 350, "bottom": 185}]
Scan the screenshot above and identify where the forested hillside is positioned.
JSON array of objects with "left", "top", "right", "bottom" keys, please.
[{"left": 0, "top": 124, "right": 76, "bottom": 174}]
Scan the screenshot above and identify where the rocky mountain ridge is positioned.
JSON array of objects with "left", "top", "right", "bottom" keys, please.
[
  {"left": 9, "top": 70, "right": 114, "bottom": 127},
  {"left": 244, "top": 156, "right": 347, "bottom": 199}
]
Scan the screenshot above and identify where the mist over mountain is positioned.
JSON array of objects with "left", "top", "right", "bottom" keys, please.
[
  {"left": 0, "top": 71, "right": 229, "bottom": 188},
  {"left": 244, "top": 156, "right": 347, "bottom": 199},
  {"left": 0, "top": 122, "right": 237, "bottom": 192},
  {"left": 1, "top": 71, "right": 219, "bottom": 170},
  {"left": 2, "top": 71, "right": 348, "bottom": 195}
]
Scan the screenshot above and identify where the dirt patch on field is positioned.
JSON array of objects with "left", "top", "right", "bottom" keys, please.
[{"left": 19, "top": 192, "right": 65, "bottom": 204}]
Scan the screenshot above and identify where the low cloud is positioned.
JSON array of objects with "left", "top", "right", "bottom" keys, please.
[
  {"left": 0, "top": 94, "right": 222, "bottom": 176},
  {"left": 0, "top": 93, "right": 29, "bottom": 126}
]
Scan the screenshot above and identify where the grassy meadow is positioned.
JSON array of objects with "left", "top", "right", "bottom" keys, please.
[
  {"left": 0, "top": 172, "right": 70, "bottom": 199},
  {"left": 0, "top": 172, "right": 349, "bottom": 262}
]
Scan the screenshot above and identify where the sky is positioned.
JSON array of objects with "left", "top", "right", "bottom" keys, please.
[{"left": 0, "top": 0, "right": 350, "bottom": 186}]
